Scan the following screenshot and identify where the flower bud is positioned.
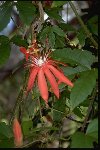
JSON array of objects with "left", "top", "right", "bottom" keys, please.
[{"left": 13, "top": 118, "right": 23, "bottom": 147}]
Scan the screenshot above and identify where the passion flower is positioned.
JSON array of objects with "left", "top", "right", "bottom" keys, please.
[{"left": 20, "top": 41, "right": 74, "bottom": 103}]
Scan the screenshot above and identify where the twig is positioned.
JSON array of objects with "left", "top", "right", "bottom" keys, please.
[
  {"left": 38, "top": 1, "right": 44, "bottom": 23},
  {"left": 81, "top": 84, "right": 97, "bottom": 132},
  {"left": 11, "top": 16, "right": 20, "bottom": 29},
  {"left": 69, "top": 1, "right": 98, "bottom": 49},
  {"left": 20, "top": 140, "right": 42, "bottom": 148}
]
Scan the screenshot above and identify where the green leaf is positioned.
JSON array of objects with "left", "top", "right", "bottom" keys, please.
[
  {"left": 52, "top": 25, "right": 65, "bottom": 37},
  {"left": 53, "top": 91, "right": 66, "bottom": 122},
  {"left": 0, "top": 2, "right": 12, "bottom": 31},
  {"left": 0, "top": 138, "right": 14, "bottom": 148},
  {"left": 0, "top": 35, "right": 11, "bottom": 65},
  {"left": 45, "top": 8, "right": 64, "bottom": 22},
  {"left": 55, "top": 35, "right": 65, "bottom": 48},
  {"left": 10, "top": 35, "right": 28, "bottom": 48},
  {"left": 70, "top": 69, "right": 98, "bottom": 109},
  {"left": 77, "top": 28, "right": 86, "bottom": 47},
  {"left": 87, "top": 16, "right": 98, "bottom": 36},
  {"left": 48, "top": 29, "right": 55, "bottom": 48},
  {"left": 86, "top": 118, "right": 98, "bottom": 140},
  {"left": 22, "top": 120, "right": 33, "bottom": 136},
  {"left": 0, "top": 122, "right": 13, "bottom": 138},
  {"left": 39, "top": 26, "right": 50, "bottom": 43},
  {"left": 52, "top": 48, "right": 96, "bottom": 69},
  {"left": 62, "top": 66, "right": 89, "bottom": 76},
  {"left": 17, "top": 1, "right": 36, "bottom": 25},
  {"left": 73, "top": 107, "right": 83, "bottom": 118},
  {"left": 51, "top": 1, "right": 67, "bottom": 8},
  {"left": 59, "top": 23, "right": 76, "bottom": 32},
  {"left": 71, "top": 131, "right": 95, "bottom": 148}
]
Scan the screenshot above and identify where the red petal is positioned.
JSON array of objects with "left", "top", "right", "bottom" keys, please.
[
  {"left": 38, "top": 68, "right": 48, "bottom": 102},
  {"left": 20, "top": 47, "right": 29, "bottom": 60},
  {"left": 48, "top": 65, "right": 74, "bottom": 87},
  {"left": 20, "top": 47, "right": 27, "bottom": 54},
  {"left": 44, "top": 67, "right": 59, "bottom": 99},
  {"left": 27, "top": 67, "right": 38, "bottom": 92},
  {"left": 25, "top": 53, "right": 29, "bottom": 61},
  {"left": 13, "top": 118, "right": 23, "bottom": 147}
]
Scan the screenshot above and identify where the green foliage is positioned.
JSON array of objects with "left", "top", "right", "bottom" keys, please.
[
  {"left": 87, "top": 16, "right": 98, "bottom": 36},
  {"left": 39, "top": 25, "right": 65, "bottom": 48},
  {"left": 10, "top": 35, "right": 28, "bottom": 48},
  {"left": 52, "top": 25, "right": 66, "bottom": 37},
  {"left": 55, "top": 35, "right": 65, "bottom": 48},
  {"left": 48, "top": 29, "right": 55, "bottom": 48},
  {"left": 71, "top": 131, "right": 95, "bottom": 148},
  {"left": 53, "top": 91, "right": 66, "bottom": 122},
  {"left": 70, "top": 69, "right": 98, "bottom": 109},
  {"left": 62, "top": 65, "right": 89, "bottom": 77},
  {"left": 59, "top": 23, "right": 76, "bottom": 32},
  {"left": 0, "top": 2, "right": 12, "bottom": 31},
  {"left": 86, "top": 118, "right": 98, "bottom": 140},
  {"left": 17, "top": 1, "right": 36, "bottom": 25},
  {"left": 77, "top": 28, "right": 86, "bottom": 47},
  {"left": 0, "top": 35, "right": 11, "bottom": 65},
  {"left": 0, "top": 122, "right": 13, "bottom": 138},
  {"left": 45, "top": 8, "right": 64, "bottom": 22},
  {"left": 0, "top": 138, "right": 14, "bottom": 148},
  {"left": 51, "top": 1, "right": 67, "bottom": 8},
  {"left": 22, "top": 120, "right": 33, "bottom": 136},
  {"left": 0, "top": 122, "right": 14, "bottom": 148},
  {"left": 39, "top": 26, "right": 50, "bottom": 43},
  {"left": 52, "top": 48, "right": 96, "bottom": 69}
]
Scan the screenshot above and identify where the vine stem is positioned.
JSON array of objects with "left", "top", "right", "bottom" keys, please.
[
  {"left": 48, "top": 106, "right": 83, "bottom": 124},
  {"left": 69, "top": 1, "right": 98, "bottom": 49},
  {"left": 20, "top": 140, "right": 42, "bottom": 148},
  {"left": 81, "top": 84, "right": 97, "bottom": 132}
]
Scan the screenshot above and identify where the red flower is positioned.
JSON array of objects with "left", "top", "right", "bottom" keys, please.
[
  {"left": 20, "top": 41, "right": 74, "bottom": 103},
  {"left": 20, "top": 40, "right": 39, "bottom": 60},
  {"left": 13, "top": 118, "right": 23, "bottom": 147}
]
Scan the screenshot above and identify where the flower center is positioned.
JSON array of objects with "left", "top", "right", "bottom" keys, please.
[{"left": 37, "top": 56, "right": 46, "bottom": 66}]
